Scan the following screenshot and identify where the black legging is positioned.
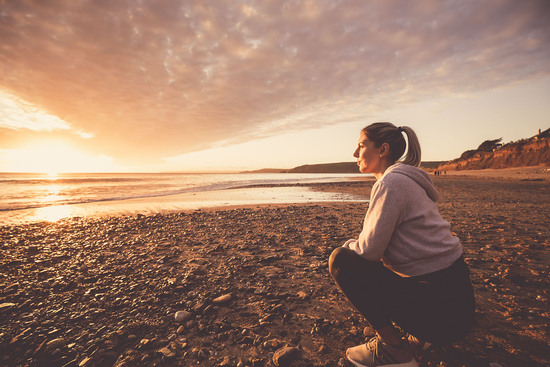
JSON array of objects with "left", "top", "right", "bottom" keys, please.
[{"left": 329, "top": 247, "right": 475, "bottom": 345}]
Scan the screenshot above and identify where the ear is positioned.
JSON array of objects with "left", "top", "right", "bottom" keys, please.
[{"left": 379, "top": 142, "right": 390, "bottom": 158}]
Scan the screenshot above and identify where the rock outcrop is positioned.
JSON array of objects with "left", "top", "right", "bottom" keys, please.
[
  {"left": 438, "top": 128, "right": 550, "bottom": 171},
  {"left": 287, "top": 162, "right": 359, "bottom": 173}
]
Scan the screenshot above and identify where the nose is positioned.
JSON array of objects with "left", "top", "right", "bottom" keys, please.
[{"left": 353, "top": 147, "right": 359, "bottom": 158}]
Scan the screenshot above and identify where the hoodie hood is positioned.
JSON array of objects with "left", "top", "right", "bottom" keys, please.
[{"left": 383, "top": 163, "right": 440, "bottom": 202}]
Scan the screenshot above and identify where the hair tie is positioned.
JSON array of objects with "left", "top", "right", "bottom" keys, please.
[{"left": 397, "top": 126, "right": 403, "bottom": 132}]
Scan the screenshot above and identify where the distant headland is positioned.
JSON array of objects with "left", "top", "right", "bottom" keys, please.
[
  {"left": 242, "top": 128, "right": 549, "bottom": 174},
  {"left": 241, "top": 161, "right": 445, "bottom": 174}
]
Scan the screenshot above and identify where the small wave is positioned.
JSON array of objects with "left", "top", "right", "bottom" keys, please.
[
  {"left": 0, "top": 173, "right": 360, "bottom": 213},
  {"left": 0, "top": 177, "right": 150, "bottom": 185},
  {"left": 0, "top": 181, "right": 260, "bottom": 212}
]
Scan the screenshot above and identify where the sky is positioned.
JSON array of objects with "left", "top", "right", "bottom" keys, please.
[{"left": 1, "top": 0, "right": 549, "bottom": 173}]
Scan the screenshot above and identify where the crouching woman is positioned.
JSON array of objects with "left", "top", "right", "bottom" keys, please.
[{"left": 329, "top": 122, "right": 475, "bottom": 367}]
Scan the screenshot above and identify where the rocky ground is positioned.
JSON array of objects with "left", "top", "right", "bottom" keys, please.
[{"left": 1, "top": 176, "right": 549, "bottom": 367}]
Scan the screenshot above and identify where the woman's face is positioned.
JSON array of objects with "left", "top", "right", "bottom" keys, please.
[{"left": 353, "top": 132, "right": 383, "bottom": 174}]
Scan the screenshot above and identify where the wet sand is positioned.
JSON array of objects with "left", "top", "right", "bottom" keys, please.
[
  {"left": 1, "top": 184, "right": 367, "bottom": 226},
  {"left": 1, "top": 173, "right": 549, "bottom": 366}
]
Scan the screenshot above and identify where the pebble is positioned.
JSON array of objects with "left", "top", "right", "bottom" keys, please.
[
  {"left": 220, "top": 356, "right": 231, "bottom": 366},
  {"left": 158, "top": 346, "right": 175, "bottom": 358},
  {"left": 44, "top": 338, "right": 66, "bottom": 353},
  {"left": 135, "top": 339, "right": 148, "bottom": 352},
  {"left": 0, "top": 302, "right": 16, "bottom": 309},
  {"left": 79, "top": 356, "right": 92, "bottom": 366},
  {"left": 272, "top": 346, "right": 300, "bottom": 367},
  {"left": 213, "top": 293, "right": 232, "bottom": 304},
  {"left": 174, "top": 310, "right": 191, "bottom": 322},
  {"left": 1, "top": 197, "right": 547, "bottom": 367},
  {"left": 264, "top": 339, "right": 282, "bottom": 349}
]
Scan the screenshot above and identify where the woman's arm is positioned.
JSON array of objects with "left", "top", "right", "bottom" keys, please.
[{"left": 344, "top": 182, "right": 404, "bottom": 261}]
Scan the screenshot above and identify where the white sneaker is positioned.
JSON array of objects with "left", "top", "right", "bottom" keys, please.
[{"left": 346, "top": 335, "right": 418, "bottom": 367}]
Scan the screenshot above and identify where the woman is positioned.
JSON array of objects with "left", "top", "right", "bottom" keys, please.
[{"left": 329, "top": 122, "right": 475, "bottom": 367}]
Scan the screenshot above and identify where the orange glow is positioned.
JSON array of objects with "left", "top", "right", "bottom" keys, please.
[
  {"left": 3, "top": 140, "right": 117, "bottom": 173},
  {"left": 32, "top": 205, "right": 75, "bottom": 222}
]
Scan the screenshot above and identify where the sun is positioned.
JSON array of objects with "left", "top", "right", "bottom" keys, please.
[{"left": 3, "top": 140, "right": 117, "bottom": 173}]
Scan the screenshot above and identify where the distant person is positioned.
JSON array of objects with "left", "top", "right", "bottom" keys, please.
[{"left": 329, "top": 122, "right": 475, "bottom": 367}]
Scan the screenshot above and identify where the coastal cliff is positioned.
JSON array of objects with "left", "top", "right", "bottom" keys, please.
[{"left": 438, "top": 128, "right": 550, "bottom": 171}]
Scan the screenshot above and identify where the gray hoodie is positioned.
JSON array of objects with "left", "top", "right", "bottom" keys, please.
[{"left": 343, "top": 163, "right": 463, "bottom": 277}]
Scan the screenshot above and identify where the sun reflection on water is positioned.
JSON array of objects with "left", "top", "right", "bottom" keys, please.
[
  {"left": 39, "top": 175, "right": 66, "bottom": 205},
  {"left": 42, "top": 185, "right": 62, "bottom": 201}
]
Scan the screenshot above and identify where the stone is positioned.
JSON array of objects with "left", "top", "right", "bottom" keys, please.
[
  {"left": 136, "top": 338, "right": 150, "bottom": 350},
  {"left": 273, "top": 346, "right": 300, "bottom": 367},
  {"left": 213, "top": 293, "right": 232, "bottom": 304},
  {"left": 10, "top": 327, "right": 31, "bottom": 344},
  {"left": 174, "top": 310, "right": 191, "bottom": 322},
  {"left": 79, "top": 356, "right": 92, "bottom": 366},
  {"left": 158, "top": 347, "right": 175, "bottom": 358},
  {"left": 44, "top": 338, "right": 65, "bottom": 353},
  {"left": 263, "top": 339, "right": 282, "bottom": 349}
]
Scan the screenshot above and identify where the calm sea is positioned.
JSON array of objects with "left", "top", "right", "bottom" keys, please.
[{"left": 0, "top": 172, "right": 367, "bottom": 225}]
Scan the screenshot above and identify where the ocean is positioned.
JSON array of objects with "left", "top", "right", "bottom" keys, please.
[{"left": 0, "top": 172, "right": 367, "bottom": 225}]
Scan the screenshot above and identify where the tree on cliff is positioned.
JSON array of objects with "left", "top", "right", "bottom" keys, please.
[{"left": 477, "top": 138, "right": 502, "bottom": 152}]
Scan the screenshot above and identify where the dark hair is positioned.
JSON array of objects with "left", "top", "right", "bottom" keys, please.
[{"left": 362, "top": 122, "right": 421, "bottom": 166}]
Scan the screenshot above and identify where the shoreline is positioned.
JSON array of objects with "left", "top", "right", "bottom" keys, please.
[
  {"left": 0, "top": 184, "right": 369, "bottom": 226},
  {"left": 1, "top": 176, "right": 549, "bottom": 366},
  {"left": 3, "top": 165, "right": 548, "bottom": 226}
]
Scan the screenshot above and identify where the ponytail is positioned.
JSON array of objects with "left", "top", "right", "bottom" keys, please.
[
  {"left": 362, "top": 122, "right": 422, "bottom": 167},
  {"left": 400, "top": 126, "right": 422, "bottom": 167}
]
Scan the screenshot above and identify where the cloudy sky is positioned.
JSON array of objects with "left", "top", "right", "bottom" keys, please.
[{"left": 1, "top": 0, "right": 549, "bottom": 172}]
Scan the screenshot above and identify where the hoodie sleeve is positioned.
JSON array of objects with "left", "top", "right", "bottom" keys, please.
[{"left": 343, "top": 181, "right": 405, "bottom": 261}]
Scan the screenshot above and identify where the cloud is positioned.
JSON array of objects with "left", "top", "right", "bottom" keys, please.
[
  {"left": 1, "top": 0, "right": 549, "bottom": 163},
  {"left": 0, "top": 92, "right": 72, "bottom": 131}
]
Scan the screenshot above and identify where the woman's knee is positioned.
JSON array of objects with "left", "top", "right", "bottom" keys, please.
[{"left": 328, "top": 246, "right": 355, "bottom": 276}]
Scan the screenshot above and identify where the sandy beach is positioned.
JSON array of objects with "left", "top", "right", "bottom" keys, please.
[{"left": 1, "top": 171, "right": 549, "bottom": 367}]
